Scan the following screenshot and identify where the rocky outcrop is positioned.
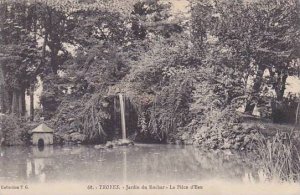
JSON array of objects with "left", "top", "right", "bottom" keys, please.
[
  {"left": 171, "top": 123, "right": 264, "bottom": 151},
  {"left": 57, "top": 131, "right": 88, "bottom": 144},
  {"left": 193, "top": 123, "right": 264, "bottom": 150},
  {"left": 94, "top": 139, "right": 134, "bottom": 149}
]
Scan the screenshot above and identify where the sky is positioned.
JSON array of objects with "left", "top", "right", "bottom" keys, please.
[{"left": 171, "top": 0, "right": 189, "bottom": 13}]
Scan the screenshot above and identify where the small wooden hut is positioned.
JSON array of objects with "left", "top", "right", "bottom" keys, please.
[{"left": 31, "top": 124, "right": 54, "bottom": 146}]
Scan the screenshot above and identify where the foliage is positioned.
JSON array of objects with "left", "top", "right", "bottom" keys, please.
[
  {"left": 255, "top": 131, "right": 300, "bottom": 181},
  {"left": 46, "top": 6, "right": 131, "bottom": 142},
  {"left": 131, "top": 0, "right": 182, "bottom": 40},
  {"left": 146, "top": 75, "right": 193, "bottom": 140},
  {"left": 113, "top": 31, "right": 194, "bottom": 141},
  {"left": 1, "top": 0, "right": 299, "bottom": 147},
  {"left": 0, "top": 115, "right": 30, "bottom": 145},
  {"left": 47, "top": 1, "right": 187, "bottom": 142},
  {"left": 53, "top": 93, "right": 112, "bottom": 143},
  {"left": 191, "top": 0, "right": 300, "bottom": 114}
]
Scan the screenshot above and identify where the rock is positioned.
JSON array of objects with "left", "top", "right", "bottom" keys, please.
[
  {"left": 105, "top": 141, "right": 114, "bottom": 148},
  {"left": 62, "top": 134, "right": 71, "bottom": 142},
  {"left": 70, "top": 132, "right": 87, "bottom": 143},
  {"left": 117, "top": 139, "right": 134, "bottom": 146},
  {"left": 95, "top": 145, "right": 106, "bottom": 150}
]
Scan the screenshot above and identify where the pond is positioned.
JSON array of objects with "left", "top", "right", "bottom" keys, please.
[{"left": 0, "top": 144, "right": 299, "bottom": 195}]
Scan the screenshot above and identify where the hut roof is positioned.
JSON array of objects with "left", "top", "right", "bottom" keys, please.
[{"left": 32, "top": 123, "right": 54, "bottom": 133}]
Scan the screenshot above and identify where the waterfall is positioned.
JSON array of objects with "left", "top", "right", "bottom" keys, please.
[{"left": 119, "top": 93, "right": 126, "bottom": 140}]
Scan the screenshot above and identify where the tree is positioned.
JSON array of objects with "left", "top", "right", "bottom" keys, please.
[
  {"left": 244, "top": 0, "right": 300, "bottom": 113},
  {"left": 191, "top": 0, "right": 300, "bottom": 114},
  {"left": 0, "top": 1, "right": 40, "bottom": 116}
]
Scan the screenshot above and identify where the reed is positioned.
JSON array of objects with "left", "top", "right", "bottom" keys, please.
[{"left": 255, "top": 130, "right": 300, "bottom": 182}]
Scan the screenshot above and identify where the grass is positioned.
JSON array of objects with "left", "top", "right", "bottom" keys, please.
[{"left": 255, "top": 129, "right": 300, "bottom": 182}]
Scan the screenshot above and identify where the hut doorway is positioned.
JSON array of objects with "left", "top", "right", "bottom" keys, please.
[{"left": 38, "top": 139, "right": 45, "bottom": 150}]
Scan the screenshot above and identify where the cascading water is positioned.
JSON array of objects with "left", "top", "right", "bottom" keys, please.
[{"left": 119, "top": 93, "right": 126, "bottom": 140}]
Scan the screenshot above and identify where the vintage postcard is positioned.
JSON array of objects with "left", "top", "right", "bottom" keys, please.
[{"left": 0, "top": 0, "right": 300, "bottom": 194}]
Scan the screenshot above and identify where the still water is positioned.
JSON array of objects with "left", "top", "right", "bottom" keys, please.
[
  {"left": 1, "top": 144, "right": 300, "bottom": 195},
  {"left": 0, "top": 144, "right": 258, "bottom": 184}
]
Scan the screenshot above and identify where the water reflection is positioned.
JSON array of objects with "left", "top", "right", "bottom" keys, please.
[
  {"left": 0, "top": 144, "right": 260, "bottom": 184},
  {"left": 122, "top": 150, "right": 127, "bottom": 184},
  {"left": 26, "top": 146, "right": 54, "bottom": 183}
]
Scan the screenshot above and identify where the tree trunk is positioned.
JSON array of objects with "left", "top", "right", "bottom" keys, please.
[
  {"left": 18, "top": 91, "right": 23, "bottom": 117},
  {"left": 50, "top": 48, "right": 59, "bottom": 74},
  {"left": 30, "top": 84, "right": 34, "bottom": 121},
  {"left": 11, "top": 90, "right": 19, "bottom": 115},
  {"left": 18, "top": 87, "right": 26, "bottom": 117},
  {"left": 21, "top": 89, "right": 26, "bottom": 116},
  {"left": 0, "top": 66, "right": 8, "bottom": 113},
  {"left": 275, "top": 70, "right": 288, "bottom": 101},
  {"left": 0, "top": 84, "right": 5, "bottom": 113},
  {"left": 10, "top": 88, "right": 26, "bottom": 117},
  {"left": 0, "top": 84, "right": 9, "bottom": 113},
  {"left": 244, "top": 64, "right": 266, "bottom": 114}
]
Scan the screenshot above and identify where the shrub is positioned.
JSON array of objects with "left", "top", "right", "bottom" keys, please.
[{"left": 0, "top": 114, "right": 30, "bottom": 146}]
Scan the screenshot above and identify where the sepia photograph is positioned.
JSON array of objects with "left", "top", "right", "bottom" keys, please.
[{"left": 0, "top": 0, "right": 300, "bottom": 194}]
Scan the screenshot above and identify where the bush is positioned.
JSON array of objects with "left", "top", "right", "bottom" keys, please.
[
  {"left": 0, "top": 114, "right": 30, "bottom": 146},
  {"left": 53, "top": 94, "right": 117, "bottom": 144},
  {"left": 146, "top": 77, "right": 194, "bottom": 141}
]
